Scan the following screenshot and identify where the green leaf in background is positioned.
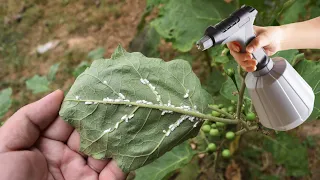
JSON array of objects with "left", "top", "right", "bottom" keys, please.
[
  {"left": 272, "top": 49, "right": 299, "bottom": 65},
  {"left": 47, "top": 63, "right": 60, "bottom": 81},
  {"left": 294, "top": 59, "right": 320, "bottom": 120},
  {"left": 0, "top": 88, "right": 12, "bottom": 119},
  {"left": 204, "top": 67, "right": 227, "bottom": 95},
  {"left": 87, "top": 47, "right": 105, "bottom": 60},
  {"left": 174, "top": 158, "right": 200, "bottom": 180},
  {"left": 220, "top": 72, "right": 249, "bottom": 101},
  {"left": 134, "top": 141, "right": 194, "bottom": 180},
  {"left": 151, "top": 0, "right": 235, "bottom": 52},
  {"left": 26, "top": 75, "right": 50, "bottom": 94},
  {"left": 73, "top": 61, "right": 90, "bottom": 77},
  {"left": 129, "top": 26, "right": 160, "bottom": 58},
  {"left": 239, "top": 0, "right": 290, "bottom": 25},
  {"left": 277, "top": 0, "right": 308, "bottom": 25},
  {"left": 263, "top": 132, "right": 309, "bottom": 177},
  {"left": 59, "top": 46, "right": 214, "bottom": 172},
  {"left": 209, "top": 45, "right": 230, "bottom": 64}
]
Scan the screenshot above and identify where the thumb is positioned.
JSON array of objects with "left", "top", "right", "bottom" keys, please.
[
  {"left": 0, "top": 90, "right": 64, "bottom": 152},
  {"left": 246, "top": 33, "right": 270, "bottom": 53}
]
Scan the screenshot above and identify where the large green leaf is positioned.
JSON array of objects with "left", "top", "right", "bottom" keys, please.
[
  {"left": 26, "top": 75, "right": 50, "bottom": 94},
  {"left": 151, "top": 0, "right": 235, "bottom": 52},
  {"left": 294, "top": 60, "right": 320, "bottom": 120},
  {"left": 134, "top": 141, "right": 194, "bottom": 180},
  {"left": 263, "top": 132, "right": 309, "bottom": 177},
  {"left": 0, "top": 88, "right": 12, "bottom": 120},
  {"left": 59, "top": 46, "right": 214, "bottom": 172}
]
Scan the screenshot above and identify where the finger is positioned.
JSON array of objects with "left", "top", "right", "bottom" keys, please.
[
  {"left": 67, "top": 130, "right": 87, "bottom": 157},
  {"left": 246, "top": 33, "right": 270, "bottom": 53},
  {"left": 88, "top": 157, "right": 111, "bottom": 173},
  {"left": 0, "top": 90, "right": 64, "bottom": 153},
  {"left": 0, "top": 150, "right": 47, "bottom": 180},
  {"left": 42, "top": 116, "right": 74, "bottom": 142},
  {"left": 245, "top": 66, "right": 257, "bottom": 72},
  {"left": 241, "top": 59, "right": 257, "bottom": 68},
  {"left": 229, "top": 50, "right": 253, "bottom": 66},
  {"left": 226, "top": 42, "right": 241, "bottom": 52},
  {"left": 99, "top": 160, "right": 127, "bottom": 180}
]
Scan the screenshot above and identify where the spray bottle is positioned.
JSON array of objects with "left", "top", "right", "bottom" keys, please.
[{"left": 197, "top": 5, "right": 315, "bottom": 131}]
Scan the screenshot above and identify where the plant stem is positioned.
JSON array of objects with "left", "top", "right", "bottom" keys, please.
[
  {"left": 235, "top": 125, "right": 258, "bottom": 136},
  {"left": 208, "top": 105, "right": 234, "bottom": 119},
  {"left": 235, "top": 71, "right": 250, "bottom": 130},
  {"left": 200, "top": 130, "right": 210, "bottom": 145},
  {"left": 66, "top": 99, "right": 239, "bottom": 124}
]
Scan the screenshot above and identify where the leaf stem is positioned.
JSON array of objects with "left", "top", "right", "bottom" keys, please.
[
  {"left": 208, "top": 105, "right": 234, "bottom": 119},
  {"left": 65, "top": 99, "right": 238, "bottom": 124},
  {"left": 235, "top": 125, "right": 258, "bottom": 136}
]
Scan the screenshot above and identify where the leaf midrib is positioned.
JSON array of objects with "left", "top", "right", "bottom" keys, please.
[{"left": 64, "top": 99, "right": 237, "bottom": 124}]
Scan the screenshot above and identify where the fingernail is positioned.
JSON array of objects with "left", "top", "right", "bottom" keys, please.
[
  {"left": 247, "top": 47, "right": 253, "bottom": 53},
  {"left": 253, "top": 66, "right": 257, "bottom": 71}
]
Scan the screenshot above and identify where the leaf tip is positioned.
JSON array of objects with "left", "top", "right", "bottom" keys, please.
[{"left": 111, "top": 45, "right": 127, "bottom": 59}]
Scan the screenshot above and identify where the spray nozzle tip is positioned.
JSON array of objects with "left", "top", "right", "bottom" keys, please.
[{"left": 196, "top": 35, "right": 214, "bottom": 51}]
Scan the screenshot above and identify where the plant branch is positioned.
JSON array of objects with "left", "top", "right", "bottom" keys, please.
[
  {"left": 66, "top": 99, "right": 238, "bottom": 124},
  {"left": 235, "top": 125, "right": 258, "bottom": 136},
  {"left": 208, "top": 105, "right": 234, "bottom": 119}
]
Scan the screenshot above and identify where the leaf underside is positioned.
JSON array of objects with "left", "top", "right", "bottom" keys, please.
[{"left": 59, "top": 46, "right": 213, "bottom": 172}]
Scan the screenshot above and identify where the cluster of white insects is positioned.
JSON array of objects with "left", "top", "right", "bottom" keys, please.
[{"left": 78, "top": 78, "right": 202, "bottom": 137}]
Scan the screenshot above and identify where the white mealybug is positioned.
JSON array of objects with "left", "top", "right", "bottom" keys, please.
[
  {"left": 85, "top": 101, "right": 93, "bottom": 105},
  {"left": 104, "top": 128, "right": 111, "bottom": 133},
  {"left": 146, "top": 101, "right": 153, "bottom": 105},
  {"left": 183, "top": 89, "right": 190, "bottom": 98},
  {"left": 94, "top": 102, "right": 98, "bottom": 104},
  {"left": 136, "top": 100, "right": 142, "bottom": 103},
  {"left": 165, "top": 131, "right": 171, "bottom": 136},
  {"left": 75, "top": 96, "right": 80, "bottom": 100},
  {"left": 103, "top": 80, "right": 107, "bottom": 84},
  {"left": 118, "top": 93, "right": 125, "bottom": 99},
  {"left": 115, "top": 122, "right": 120, "bottom": 129},
  {"left": 128, "top": 114, "right": 134, "bottom": 119},
  {"left": 121, "top": 115, "right": 128, "bottom": 120},
  {"left": 193, "top": 121, "right": 199, "bottom": 128},
  {"left": 103, "top": 98, "right": 108, "bottom": 101},
  {"left": 140, "top": 78, "right": 146, "bottom": 84},
  {"left": 193, "top": 105, "right": 197, "bottom": 110},
  {"left": 123, "top": 99, "right": 130, "bottom": 102},
  {"left": 114, "top": 99, "right": 121, "bottom": 102},
  {"left": 144, "top": 79, "right": 150, "bottom": 84},
  {"left": 163, "top": 130, "right": 167, "bottom": 134}
]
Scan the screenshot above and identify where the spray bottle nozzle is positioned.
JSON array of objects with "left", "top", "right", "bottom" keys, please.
[{"left": 196, "top": 35, "right": 214, "bottom": 51}]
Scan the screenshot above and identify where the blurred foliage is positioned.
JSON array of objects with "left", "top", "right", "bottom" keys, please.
[
  {"left": 0, "top": 88, "right": 12, "bottom": 120},
  {"left": 135, "top": 142, "right": 194, "bottom": 180},
  {"left": 26, "top": 75, "right": 50, "bottom": 94}
]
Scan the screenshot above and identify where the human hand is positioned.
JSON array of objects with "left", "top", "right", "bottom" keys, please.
[
  {"left": 0, "top": 90, "right": 126, "bottom": 180},
  {"left": 227, "top": 26, "right": 283, "bottom": 72}
]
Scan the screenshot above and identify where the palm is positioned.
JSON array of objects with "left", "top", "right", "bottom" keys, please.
[{"left": 0, "top": 90, "right": 126, "bottom": 180}]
